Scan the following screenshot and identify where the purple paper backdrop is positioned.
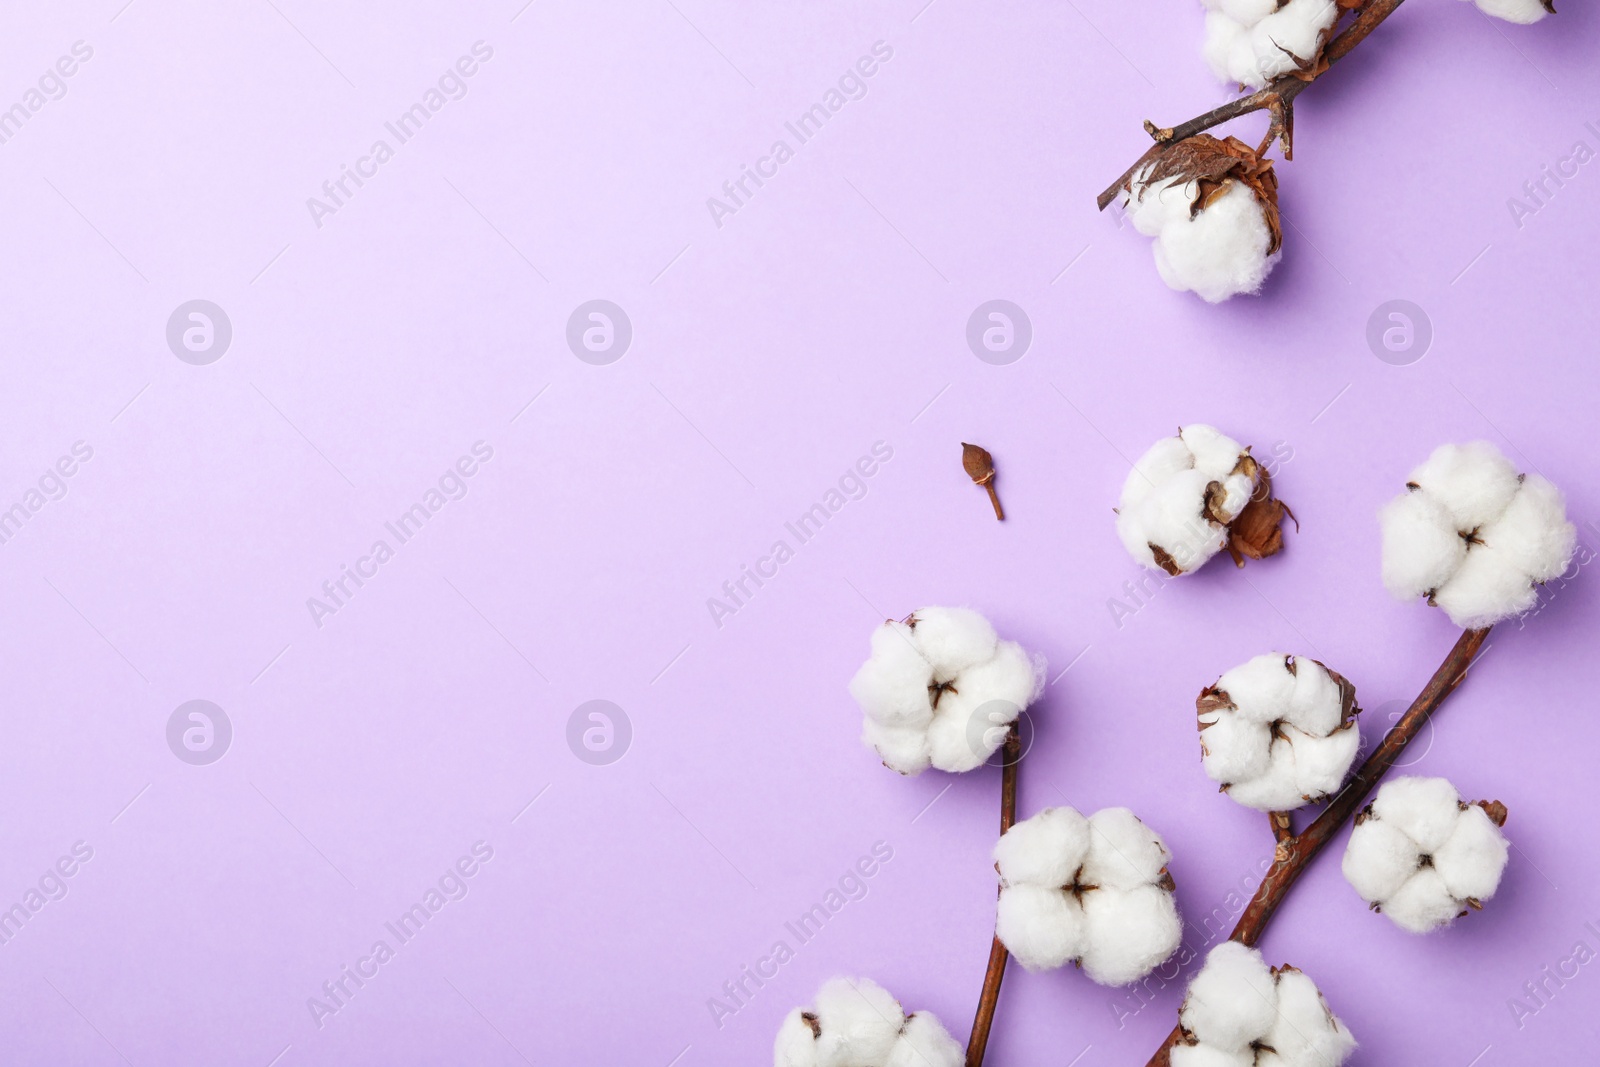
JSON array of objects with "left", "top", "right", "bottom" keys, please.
[{"left": 0, "top": 0, "right": 1596, "bottom": 1064}]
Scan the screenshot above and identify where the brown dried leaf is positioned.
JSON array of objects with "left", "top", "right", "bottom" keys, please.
[
  {"left": 1227, "top": 465, "right": 1294, "bottom": 564},
  {"left": 1150, "top": 543, "right": 1182, "bottom": 577},
  {"left": 1477, "top": 799, "right": 1509, "bottom": 827},
  {"left": 1197, "top": 686, "right": 1233, "bottom": 726}
]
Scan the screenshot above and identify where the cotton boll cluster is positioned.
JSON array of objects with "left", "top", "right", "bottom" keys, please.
[
  {"left": 993, "top": 806, "right": 1183, "bottom": 985},
  {"left": 1116, "top": 425, "right": 1288, "bottom": 576},
  {"left": 1380, "top": 441, "right": 1575, "bottom": 628},
  {"left": 773, "top": 977, "right": 963, "bottom": 1067},
  {"left": 1199, "top": 0, "right": 1341, "bottom": 89},
  {"left": 1197, "top": 653, "right": 1360, "bottom": 812},
  {"left": 1341, "top": 776, "right": 1510, "bottom": 934},
  {"left": 1121, "top": 167, "right": 1279, "bottom": 303},
  {"left": 1463, "top": 0, "right": 1554, "bottom": 24},
  {"left": 850, "top": 607, "right": 1045, "bottom": 776},
  {"left": 1174, "top": 942, "right": 1356, "bottom": 1067}
]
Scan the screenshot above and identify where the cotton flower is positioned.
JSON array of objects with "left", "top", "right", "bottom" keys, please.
[
  {"left": 1199, "top": 0, "right": 1340, "bottom": 89},
  {"left": 1379, "top": 441, "right": 1576, "bottom": 628},
  {"left": 1462, "top": 0, "right": 1553, "bottom": 24},
  {"left": 1116, "top": 425, "right": 1291, "bottom": 575},
  {"left": 773, "top": 977, "right": 963, "bottom": 1067},
  {"left": 1341, "top": 776, "right": 1510, "bottom": 934},
  {"left": 849, "top": 607, "right": 1046, "bottom": 776},
  {"left": 994, "top": 806, "right": 1182, "bottom": 985},
  {"left": 1197, "top": 653, "right": 1360, "bottom": 812},
  {"left": 1173, "top": 942, "right": 1356, "bottom": 1067},
  {"left": 1120, "top": 134, "right": 1283, "bottom": 302}
]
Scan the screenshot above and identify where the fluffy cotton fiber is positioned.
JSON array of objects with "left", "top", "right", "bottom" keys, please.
[
  {"left": 1197, "top": 653, "right": 1360, "bottom": 811},
  {"left": 994, "top": 806, "right": 1183, "bottom": 985},
  {"left": 850, "top": 607, "right": 1046, "bottom": 775},
  {"left": 1174, "top": 943, "right": 1356, "bottom": 1067},
  {"left": 1463, "top": 0, "right": 1553, "bottom": 23},
  {"left": 774, "top": 977, "right": 963, "bottom": 1067},
  {"left": 1199, "top": 0, "right": 1341, "bottom": 89},
  {"left": 1380, "top": 441, "right": 1575, "bottom": 629},
  {"left": 1122, "top": 175, "right": 1278, "bottom": 302},
  {"left": 1116, "top": 425, "right": 1265, "bottom": 574},
  {"left": 1341, "top": 776, "right": 1510, "bottom": 934}
]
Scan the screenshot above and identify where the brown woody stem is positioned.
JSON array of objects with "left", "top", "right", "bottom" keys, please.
[
  {"left": 1144, "top": 626, "right": 1491, "bottom": 1067},
  {"left": 966, "top": 724, "right": 1021, "bottom": 1067},
  {"left": 1095, "top": 0, "right": 1407, "bottom": 211},
  {"left": 984, "top": 481, "right": 1005, "bottom": 522}
]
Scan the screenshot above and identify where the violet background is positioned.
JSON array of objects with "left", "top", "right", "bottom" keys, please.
[{"left": 0, "top": 0, "right": 1596, "bottom": 1063}]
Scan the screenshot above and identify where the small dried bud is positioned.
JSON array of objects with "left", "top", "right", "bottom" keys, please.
[{"left": 961, "top": 442, "right": 1004, "bottom": 520}]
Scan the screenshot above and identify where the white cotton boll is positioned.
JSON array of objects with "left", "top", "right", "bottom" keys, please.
[
  {"left": 885, "top": 1013, "right": 963, "bottom": 1067},
  {"left": 1079, "top": 885, "right": 1183, "bottom": 985},
  {"left": 959, "top": 639, "right": 1045, "bottom": 715},
  {"left": 1122, "top": 432, "right": 1197, "bottom": 508},
  {"left": 1286, "top": 660, "right": 1343, "bottom": 736},
  {"left": 1379, "top": 492, "right": 1465, "bottom": 601},
  {"left": 1084, "top": 808, "right": 1172, "bottom": 890},
  {"left": 849, "top": 623, "right": 934, "bottom": 730},
  {"left": 1266, "top": 969, "right": 1357, "bottom": 1067},
  {"left": 1116, "top": 507, "right": 1162, "bottom": 571},
  {"left": 910, "top": 607, "right": 998, "bottom": 677},
  {"left": 1172, "top": 1047, "right": 1254, "bottom": 1067},
  {"left": 774, "top": 1008, "right": 821, "bottom": 1067},
  {"left": 1408, "top": 442, "right": 1521, "bottom": 532},
  {"left": 1217, "top": 653, "right": 1297, "bottom": 722},
  {"left": 1200, "top": 713, "right": 1272, "bottom": 784},
  {"left": 995, "top": 807, "right": 1091, "bottom": 887},
  {"left": 1225, "top": 736, "right": 1302, "bottom": 811},
  {"left": 1342, "top": 820, "right": 1423, "bottom": 904},
  {"left": 1181, "top": 942, "right": 1279, "bottom": 1052},
  {"left": 1371, "top": 777, "right": 1464, "bottom": 853},
  {"left": 862, "top": 719, "right": 932, "bottom": 776},
  {"left": 1220, "top": 0, "right": 1279, "bottom": 25},
  {"left": 852, "top": 609, "right": 1044, "bottom": 776},
  {"left": 1381, "top": 866, "right": 1461, "bottom": 933},
  {"left": 925, "top": 692, "right": 993, "bottom": 774},
  {"left": 1201, "top": 12, "right": 1248, "bottom": 84},
  {"left": 1433, "top": 804, "right": 1510, "bottom": 902},
  {"left": 1153, "top": 181, "right": 1276, "bottom": 303},
  {"left": 1290, "top": 725, "right": 1359, "bottom": 800},
  {"left": 1181, "top": 425, "right": 1247, "bottom": 481},
  {"left": 996, "top": 885, "right": 1086, "bottom": 971},
  {"left": 1432, "top": 541, "right": 1541, "bottom": 629},
  {"left": 812, "top": 977, "right": 904, "bottom": 1067},
  {"left": 1470, "top": 0, "right": 1551, "bottom": 24},
  {"left": 1244, "top": 0, "right": 1339, "bottom": 86},
  {"left": 1126, "top": 178, "right": 1196, "bottom": 239},
  {"left": 1480, "top": 474, "right": 1576, "bottom": 584},
  {"left": 1141, "top": 468, "right": 1229, "bottom": 566}
]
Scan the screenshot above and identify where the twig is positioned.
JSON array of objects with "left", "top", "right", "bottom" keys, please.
[
  {"left": 1096, "top": 0, "right": 1407, "bottom": 211},
  {"left": 1144, "top": 626, "right": 1491, "bottom": 1067},
  {"left": 1269, "top": 811, "right": 1292, "bottom": 845},
  {"left": 966, "top": 724, "right": 1022, "bottom": 1067}
]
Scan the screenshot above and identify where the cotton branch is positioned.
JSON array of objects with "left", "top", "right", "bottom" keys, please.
[
  {"left": 966, "top": 723, "right": 1021, "bottom": 1067},
  {"left": 1096, "top": 0, "right": 1407, "bottom": 212},
  {"left": 1145, "top": 626, "right": 1491, "bottom": 1067}
]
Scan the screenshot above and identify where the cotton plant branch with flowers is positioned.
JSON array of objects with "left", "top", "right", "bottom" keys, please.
[
  {"left": 1128, "top": 438, "right": 1573, "bottom": 1067},
  {"left": 1096, "top": 0, "right": 1556, "bottom": 302},
  {"left": 776, "top": 435, "right": 1574, "bottom": 1067}
]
